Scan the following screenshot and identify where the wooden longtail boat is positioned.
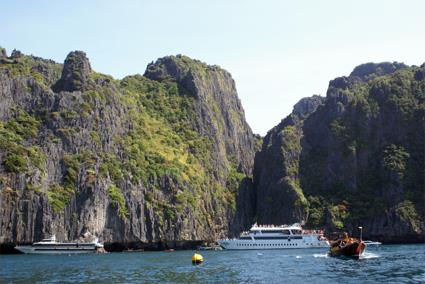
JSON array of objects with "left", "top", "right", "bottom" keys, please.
[
  {"left": 329, "top": 240, "right": 366, "bottom": 259},
  {"left": 329, "top": 227, "right": 366, "bottom": 259}
]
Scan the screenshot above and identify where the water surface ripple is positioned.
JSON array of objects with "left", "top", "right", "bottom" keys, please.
[{"left": 1, "top": 244, "right": 424, "bottom": 283}]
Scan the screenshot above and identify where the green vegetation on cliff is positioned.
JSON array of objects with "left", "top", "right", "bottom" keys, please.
[
  {"left": 0, "top": 109, "right": 45, "bottom": 174},
  {"left": 108, "top": 184, "right": 128, "bottom": 218}
]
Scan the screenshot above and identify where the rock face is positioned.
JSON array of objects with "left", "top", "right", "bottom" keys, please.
[
  {"left": 0, "top": 50, "right": 255, "bottom": 249},
  {"left": 254, "top": 63, "right": 425, "bottom": 243},
  {"left": 144, "top": 56, "right": 255, "bottom": 175},
  {"left": 254, "top": 95, "right": 325, "bottom": 224},
  {"left": 144, "top": 55, "right": 257, "bottom": 235},
  {"left": 0, "top": 47, "right": 7, "bottom": 59}
]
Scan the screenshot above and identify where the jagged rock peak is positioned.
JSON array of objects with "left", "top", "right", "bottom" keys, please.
[
  {"left": 144, "top": 55, "right": 191, "bottom": 82},
  {"left": 0, "top": 46, "right": 7, "bottom": 58},
  {"left": 11, "top": 49, "right": 23, "bottom": 58},
  {"left": 54, "top": 50, "right": 92, "bottom": 92},
  {"left": 292, "top": 95, "right": 325, "bottom": 119},
  {"left": 349, "top": 62, "right": 408, "bottom": 81},
  {"left": 144, "top": 54, "right": 228, "bottom": 83},
  {"left": 414, "top": 63, "right": 425, "bottom": 81}
]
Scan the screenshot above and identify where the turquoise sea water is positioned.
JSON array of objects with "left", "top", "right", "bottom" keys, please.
[{"left": 1, "top": 244, "right": 424, "bottom": 283}]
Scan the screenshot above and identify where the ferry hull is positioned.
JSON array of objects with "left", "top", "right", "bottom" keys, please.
[
  {"left": 218, "top": 238, "right": 329, "bottom": 250},
  {"left": 15, "top": 246, "right": 99, "bottom": 254}
]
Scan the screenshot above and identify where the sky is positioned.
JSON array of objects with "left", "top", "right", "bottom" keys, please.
[{"left": 1, "top": 0, "right": 425, "bottom": 135}]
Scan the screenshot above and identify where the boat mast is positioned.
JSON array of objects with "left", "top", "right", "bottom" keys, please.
[{"left": 358, "top": 226, "right": 363, "bottom": 241}]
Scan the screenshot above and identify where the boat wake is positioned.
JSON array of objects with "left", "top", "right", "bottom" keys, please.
[
  {"left": 360, "top": 252, "right": 379, "bottom": 259},
  {"left": 312, "top": 251, "right": 378, "bottom": 259},
  {"left": 313, "top": 253, "right": 328, "bottom": 258}
]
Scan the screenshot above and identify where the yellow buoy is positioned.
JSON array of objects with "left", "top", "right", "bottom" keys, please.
[{"left": 192, "top": 252, "right": 203, "bottom": 264}]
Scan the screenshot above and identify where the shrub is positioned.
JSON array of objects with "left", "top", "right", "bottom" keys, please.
[
  {"left": 0, "top": 112, "right": 45, "bottom": 174},
  {"left": 47, "top": 183, "right": 74, "bottom": 213},
  {"left": 4, "top": 153, "right": 27, "bottom": 173},
  {"left": 108, "top": 184, "right": 128, "bottom": 218},
  {"left": 383, "top": 144, "right": 410, "bottom": 178}
]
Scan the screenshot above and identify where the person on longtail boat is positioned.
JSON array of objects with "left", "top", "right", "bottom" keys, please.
[
  {"left": 341, "top": 232, "right": 351, "bottom": 246},
  {"left": 330, "top": 232, "right": 351, "bottom": 248}
]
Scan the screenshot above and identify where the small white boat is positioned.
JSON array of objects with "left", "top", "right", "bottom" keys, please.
[
  {"left": 198, "top": 245, "right": 223, "bottom": 251},
  {"left": 15, "top": 235, "right": 104, "bottom": 254},
  {"left": 218, "top": 223, "right": 329, "bottom": 250}
]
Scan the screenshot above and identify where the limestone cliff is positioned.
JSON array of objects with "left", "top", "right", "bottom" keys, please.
[
  {"left": 1, "top": 47, "right": 423, "bottom": 250},
  {"left": 254, "top": 62, "right": 425, "bottom": 243},
  {"left": 0, "top": 49, "right": 255, "bottom": 250}
]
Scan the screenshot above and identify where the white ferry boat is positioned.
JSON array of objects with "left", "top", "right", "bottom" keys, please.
[
  {"left": 15, "top": 235, "right": 104, "bottom": 254},
  {"left": 218, "top": 223, "right": 329, "bottom": 250}
]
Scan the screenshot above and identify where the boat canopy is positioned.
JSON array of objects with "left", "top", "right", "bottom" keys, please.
[{"left": 250, "top": 223, "right": 302, "bottom": 231}]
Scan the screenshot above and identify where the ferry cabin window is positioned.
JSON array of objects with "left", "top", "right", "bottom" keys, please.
[
  {"left": 282, "top": 230, "right": 290, "bottom": 235},
  {"left": 264, "top": 230, "right": 284, "bottom": 234},
  {"left": 292, "top": 230, "right": 302, "bottom": 235}
]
